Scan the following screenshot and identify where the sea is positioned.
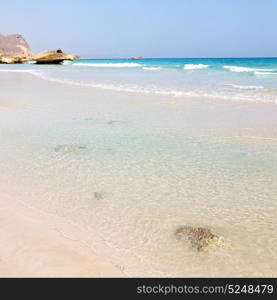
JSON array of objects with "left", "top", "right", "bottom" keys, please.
[{"left": 1, "top": 57, "right": 277, "bottom": 103}]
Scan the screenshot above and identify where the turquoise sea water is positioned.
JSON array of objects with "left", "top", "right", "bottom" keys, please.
[{"left": 1, "top": 57, "right": 277, "bottom": 103}]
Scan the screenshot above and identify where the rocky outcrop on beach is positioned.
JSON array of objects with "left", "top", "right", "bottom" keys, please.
[
  {"left": 0, "top": 34, "right": 81, "bottom": 64},
  {"left": 0, "top": 34, "right": 33, "bottom": 63},
  {"left": 175, "top": 226, "right": 224, "bottom": 252},
  {"left": 32, "top": 49, "right": 81, "bottom": 64},
  {"left": 0, "top": 55, "right": 23, "bottom": 64}
]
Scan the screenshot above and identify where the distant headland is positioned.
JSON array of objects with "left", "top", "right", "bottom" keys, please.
[{"left": 0, "top": 34, "right": 81, "bottom": 64}]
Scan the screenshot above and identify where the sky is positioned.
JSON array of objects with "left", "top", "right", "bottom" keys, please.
[{"left": 1, "top": 0, "right": 277, "bottom": 58}]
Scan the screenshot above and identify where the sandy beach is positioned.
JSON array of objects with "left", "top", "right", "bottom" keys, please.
[
  {"left": 0, "top": 71, "right": 277, "bottom": 277},
  {"left": 2, "top": 4, "right": 277, "bottom": 298},
  {"left": 0, "top": 194, "right": 124, "bottom": 277}
]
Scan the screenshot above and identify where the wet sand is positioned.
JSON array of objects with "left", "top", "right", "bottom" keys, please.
[{"left": 0, "top": 195, "right": 124, "bottom": 277}]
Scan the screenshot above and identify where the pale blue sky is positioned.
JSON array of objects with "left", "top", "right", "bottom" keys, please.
[{"left": 1, "top": 0, "right": 277, "bottom": 58}]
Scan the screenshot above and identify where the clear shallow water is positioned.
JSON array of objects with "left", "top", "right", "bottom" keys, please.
[
  {"left": 1, "top": 57, "right": 277, "bottom": 103},
  {"left": 0, "top": 66, "right": 277, "bottom": 277}
]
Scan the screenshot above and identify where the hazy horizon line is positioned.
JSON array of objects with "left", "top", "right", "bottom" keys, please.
[{"left": 77, "top": 56, "right": 277, "bottom": 60}]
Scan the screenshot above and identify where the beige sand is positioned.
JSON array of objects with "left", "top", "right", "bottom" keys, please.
[{"left": 0, "top": 196, "right": 124, "bottom": 277}]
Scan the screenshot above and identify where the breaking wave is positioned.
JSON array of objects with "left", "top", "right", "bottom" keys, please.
[
  {"left": 184, "top": 64, "right": 209, "bottom": 70},
  {"left": 225, "top": 84, "right": 265, "bottom": 90},
  {"left": 254, "top": 71, "right": 277, "bottom": 76},
  {"left": 143, "top": 67, "right": 162, "bottom": 70},
  {"left": 224, "top": 65, "right": 277, "bottom": 73},
  {"left": 1, "top": 66, "right": 277, "bottom": 104}
]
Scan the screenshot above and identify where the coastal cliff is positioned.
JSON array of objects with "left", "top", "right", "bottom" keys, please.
[
  {"left": 0, "top": 34, "right": 33, "bottom": 63},
  {"left": 0, "top": 34, "right": 80, "bottom": 64}
]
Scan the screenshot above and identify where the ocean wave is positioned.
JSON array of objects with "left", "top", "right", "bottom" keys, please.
[
  {"left": 254, "top": 71, "right": 277, "bottom": 76},
  {"left": 184, "top": 64, "right": 209, "bottom": 70},
  {"left": 72, "top": 62, "right": 142, "bottom": 68},
  {"left": 143, "top": 67, "right": 162, "bottom": 70},
  {"left": 32, "top": 73, "right": 277, "bottom": 104},
  {"left": 224, "top": 65, "right": 276, "bottom": 73},
  {"left": 62, "top": 60, "right": 71, "bottom": 65},
  {"left": 224, "top": 66, "right": 255, "bottom": 72},
  {"left": 225, "top": 84, "right": 265, "bottom": 90}
]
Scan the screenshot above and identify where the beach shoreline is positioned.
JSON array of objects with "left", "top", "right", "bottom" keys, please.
[{"left": 0, "top": 71, "right": 277, "bottom": 277}]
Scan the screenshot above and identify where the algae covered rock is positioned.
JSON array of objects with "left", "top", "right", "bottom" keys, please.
[
  {"left": 175, "top": 226, "right": 224, "bottom": 252},
  {"left": 54, "top": 144, "right": 86, "bottom": 153}
]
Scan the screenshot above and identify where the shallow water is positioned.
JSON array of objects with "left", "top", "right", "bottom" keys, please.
[
  {"left": 0, "top": 72, "right": 277, "bottom": 276},
  {"left": 1, "top": 57, "right": 277, "bottom": 103}
]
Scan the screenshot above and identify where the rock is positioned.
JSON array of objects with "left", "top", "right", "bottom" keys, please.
[
  {"left": 32, "top": 49, "right": 80, "bottom": 64},
  {"left": 0, "top": 34, "right": 33, "bottom": 61},
  {"left": 54, "top": 144, "right": 86, "bottom": 153},
  {"left": 131, "top": 56, "right": 142, "bottom": 60},
  {"left": 0, "top": 55, "right": 23, "bottom": 64},
  {"left": 94, "top": 192, "right": 104, "bottom": 200},
  {"left": 107, "top": 120, "right": 120, "bottom": 125},
  {"left": 64, "top": 53, "right": 81, "bottom": 60},
  {"left": 175, "top": 226, "right": 224, "bottom": 252},
  {"left": 0, "top": 34, "right": 81, "bottom": 64}
]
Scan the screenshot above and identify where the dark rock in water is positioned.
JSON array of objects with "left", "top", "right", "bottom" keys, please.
[
  {"left": 54, "top": 144, "right": 86, "bottom": 153},
  {"left": 175, "top": 226, "right": 223, "bottom": 252},
  {"left": 94, "top": 192, "right": 104, "bottom": 200}
]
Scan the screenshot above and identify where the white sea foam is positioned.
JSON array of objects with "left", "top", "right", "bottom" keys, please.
[
  {"left": 143, "top": 67, "right": 162, "bottom": 70},
  {"left": 32, "top": 74, "right": 277, "bottom": 103},
  {"left": 224, "top": 66, "right": 255, "bottom": 72},
  {"left": 225, "top": 84, "right": 265, "bottom": 90},
  {"left": 62, "top": 60, "right": 71, "bottom": 65},
  {"left": 73, "top": 62, "right": 142, "bottom": 68},
  {"left": 184, "top": 64, "right": 209, "bottom": 70},
  {"left": 255, "top": 71, "right": 277, "bottom": 76},
  {"left": 224, "top": 65, "right": 276, "bottom": 73},
  {"left": 1, "top": 68, "right": 276, "bottom": 104}
]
